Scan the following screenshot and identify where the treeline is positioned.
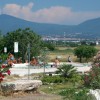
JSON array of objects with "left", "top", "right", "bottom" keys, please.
[
  {"left": 44, "top": 40, "right": 97, "bottom": 47},
  {"left": 0, "top": 28, "right": 55, "bottom": 62}
]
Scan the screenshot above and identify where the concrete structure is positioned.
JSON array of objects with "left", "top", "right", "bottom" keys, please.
[{"left": 11, "top": 62, "right": 91, "bottom": 76}]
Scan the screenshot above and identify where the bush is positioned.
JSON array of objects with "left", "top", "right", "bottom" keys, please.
[
  {"left": 83, "top": 51, "right": 100, "bottom": 89},
  {"left": 84, "top": 65, "right": 100, "bottom": 89},
  {"left": 56, "top": 64, "right": 77, "bottom": 78},
  {"left": 42, "top": 75, "right": 64, "bottom": 84},
  {"left": 0, "top": 64, "right": 11, "bottom": 83}
]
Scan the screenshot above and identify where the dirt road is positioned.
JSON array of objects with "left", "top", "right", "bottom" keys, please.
[{"left": 0, "top": 93, "right": 62, "bottom": 100}]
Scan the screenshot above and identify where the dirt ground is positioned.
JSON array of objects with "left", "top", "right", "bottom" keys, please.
[{"left": 0, "top": 93, "right": 62, "bottom": 100}]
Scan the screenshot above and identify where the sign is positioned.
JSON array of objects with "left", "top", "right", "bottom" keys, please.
[
  {"left": 14, "top": 42, "right": 18, "bottom": 53},
  {"left": 4, "top": 47, "right": 7, "bottom": 53}
]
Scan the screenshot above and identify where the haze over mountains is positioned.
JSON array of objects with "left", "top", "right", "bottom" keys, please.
[{"left": 0, "top": 14, "right": 100, "bottom": 39}]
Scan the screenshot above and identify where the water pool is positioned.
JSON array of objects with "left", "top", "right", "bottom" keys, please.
[
  {"left": 12, "top": 63, "right": 52, "bottom": 69},
  {"left": 12, "top": 62, "right": 91, "bottom": 69}
]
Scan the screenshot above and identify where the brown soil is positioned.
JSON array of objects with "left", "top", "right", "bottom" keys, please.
[{"left": 0, "top": 92, "right": 62, "bottom": 100}]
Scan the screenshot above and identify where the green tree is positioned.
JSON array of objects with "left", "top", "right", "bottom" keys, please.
[
  {"left": 43, "top": 42, "right": 55, "bottom": 51},
  {"left": 74, "top": 45, "right": 97, "bottom": 62},
  {"left": 3, "top": 28, "right": 42, "bottom": 62}
]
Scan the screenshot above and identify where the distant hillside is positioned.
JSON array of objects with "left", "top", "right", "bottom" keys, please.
[
  {"left": 0, "top": 14, "right": 100, "bottom": 38},
  {"left": 0, "top": 14, "right": 73, "bottom": 35},
  {"left": 71, "top": 17, "right": 100, "bottom": 38}
]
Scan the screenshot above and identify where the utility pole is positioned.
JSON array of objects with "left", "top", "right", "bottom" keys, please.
[
  {"left": 64, "top": 32, "right": 66, "bottom": 46},
  {"left": 27, "top": 43, "right": 30, "bottom": 80}
]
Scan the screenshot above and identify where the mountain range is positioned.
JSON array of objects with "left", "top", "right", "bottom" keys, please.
[{"left": 0, "top": 14, "right": 100, "bottom": 39}]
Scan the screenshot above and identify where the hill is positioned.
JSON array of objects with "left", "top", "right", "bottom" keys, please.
[{"left": 0, "top": 14, "right": 100, "bottom": 38}]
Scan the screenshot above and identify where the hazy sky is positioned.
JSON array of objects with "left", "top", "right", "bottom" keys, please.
[{"left": 0, "top": 0, "right": 100, "bottom": 25}]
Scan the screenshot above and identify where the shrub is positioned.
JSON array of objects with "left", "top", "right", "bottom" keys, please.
[
  {"left": 84, "top": 65, "right": 100, "bottom": 89},
  {"left": 42, "top": 75, "right": 64, "bottom": 84},
  {"left": 84, "top": 51, "right": 100, "bottom": 89},
  {"left": 56, "top": 64, "right": 77, "bottom": 79},
  {"left": 0, "top": 64, "right": 11, "bottom": 83}
]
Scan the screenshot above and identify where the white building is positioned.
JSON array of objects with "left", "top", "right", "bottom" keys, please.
[{"left": 96, "top": 41, "right": 99, "bottom": 45}]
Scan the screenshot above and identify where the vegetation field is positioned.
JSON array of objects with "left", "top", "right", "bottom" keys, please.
[
  {"left": 47, "top": 45, "right": 100, "bottom": 62},
  {"left": 47, "top": 46, "right": 77, "bottom": 62}
]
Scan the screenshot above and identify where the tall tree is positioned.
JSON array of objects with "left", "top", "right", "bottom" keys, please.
[
  {"left": 3, "top": 28, "right": 42, "bottom": 62},
  {"left": 74, "top": 45, "right": 97, "bottom": 62}
]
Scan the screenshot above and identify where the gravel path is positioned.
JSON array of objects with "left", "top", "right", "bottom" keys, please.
[{"left": 0, "top": 93, "right": 62, "bottom": 100}]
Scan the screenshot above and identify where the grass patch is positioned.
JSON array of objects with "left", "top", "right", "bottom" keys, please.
[
  {"left": 39, "top": 82, "right": 76, "bottom": 94},
  {"left": 39, "top": 82, "right": 91, "bottom": 100},
  {"left": 47, "top": 47, "right": 77, "bottom": 62}
]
